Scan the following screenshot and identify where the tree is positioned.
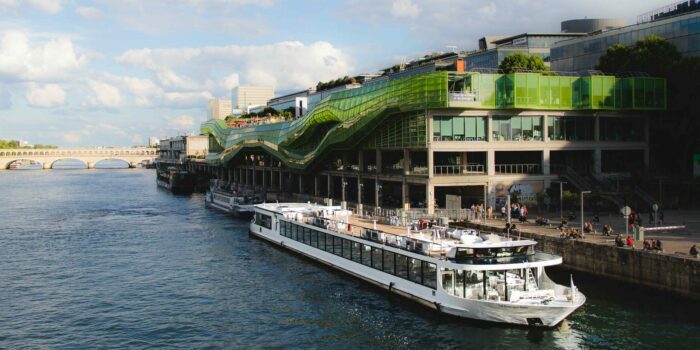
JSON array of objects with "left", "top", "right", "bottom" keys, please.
[
  {"left": 596, "top": 35, "right": 700, "bottom": 192},
  {"left": 499, "top": 52, "right": 548, "bottom": 73}
]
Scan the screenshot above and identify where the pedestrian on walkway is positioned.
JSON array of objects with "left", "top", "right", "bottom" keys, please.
[
  {"left": 626, "top": 235, "right": 634, "bottom": 248},
  {"left": 690, "top": 244, "right": 698, "bottom": 258}
]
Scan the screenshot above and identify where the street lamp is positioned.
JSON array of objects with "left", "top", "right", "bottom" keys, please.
[
  {"left": 580, "top": 191, "right": 592, "bottom": 236},
  {"left": 553, "top": 181, "right": 567, "bottom": 222}
]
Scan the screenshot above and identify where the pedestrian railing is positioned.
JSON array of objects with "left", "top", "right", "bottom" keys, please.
[
  {"left": 433, "top": 164, "right": 485, "bottom": 176},
  {"left": 495, "top": 163, "right": 541, "bottom": 174}
]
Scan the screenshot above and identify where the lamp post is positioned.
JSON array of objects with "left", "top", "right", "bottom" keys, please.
[
  {"left": 580, "top": 191, "right": 592, "bottom": 235},
  {"left": 553, "top": 181, "right": 567, "bottom": 222},
  {"left": 358, "top": 182, "right": 364, "bottom": 216}
]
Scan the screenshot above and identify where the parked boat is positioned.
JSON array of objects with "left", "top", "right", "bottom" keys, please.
[
  {"left": 205, "top": 181, "right": 264, "bottom": 218},
  {"left": 250, "top": 203, "right": 585, "bottom": 327},
  {"left": 156, "top": 166, "right": 195, "bottom": 194}
]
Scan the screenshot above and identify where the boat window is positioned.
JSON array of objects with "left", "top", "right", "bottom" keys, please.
[
  {"left": 441, "top": 270, "right": 454, "bottom": 295},
  {"left": 342, "top": 239, "right": 352, "bottom": 260},
  {"left": 454, "top": 248, "right": 474, "bottom": 259},
  {"left": 255, "top": 213, "right": 272, "bottom": 229},
  {"left": 371, "top": 247, "right": 383, "bottom": 270},
  {"left": 408, "top": 258, "right": 422, "bottom": 285},
  {"left": 310, "top": 229, "right": 318, "bottom": 248},
  {"left": 361, "top": 244, "right": 372, "bottom": 267},
  {"left": 292, "top": 223, "right": 299, "bottom": 240},
  {"left": 396, "top": 254, "right": 408, "bottom": 279},
  {"left": 333, "top": 235, "right": 342, "bottom": 256},
  {"left": 280, "top": 221, "right": 288, "bottom": 237},
  {"left": 320, "top": 231, "right": 328, "bottom": 251},
  {"left": 422, "top": 263, "right": 437, "bottom": 289},
  {"left": 382, "top": 251, "right": 396, "bottom": 275},
  {"left": 303, "top": 227, "right": 310, "bottom": 245},
  {"left": 352, "top": 242, "right": 362, "bottom": 263}
]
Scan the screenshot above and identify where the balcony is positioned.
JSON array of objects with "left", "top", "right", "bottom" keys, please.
[
  {"left": 433, "top": 164, "right": 486, "bottom": 176},
  {"left": 495, "top": 163, "right": 541, "bottom": 174}
]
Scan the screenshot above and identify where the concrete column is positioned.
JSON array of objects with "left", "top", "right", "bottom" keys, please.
[
  {"left": 358, "top": 151, "right": 364, "bottom": 173},
  {"left": 543, "top": 115, "right": 549, "bottom": 142},
  {"left": 262, "top": 168, "right": 267, "bottom": 188},
  {"left": 486, "top": 114, "right": 493, "bottom": 142},
  {"left": 341, "top": 175, "right": 346, "bottom": 202},
  {"left": 357, "top": 177, "right": 363, "bottom": 206},
  {"left": 402, "top": 180, "right": 409, "bottom": 210},
  {"left": 376, "top": 149, "right": 382, "bottom": 174},
  {"left": 427, "top": 149, "right": 434, "bottom": 178},
  {"left": 279, "top": 170, "right": 283, "bottom": 191},
  {"left": 594, "top": 115, "right": 600, "bottom": 142},
  {"left": 594, "top": 148, "right": 602, "bottom": 175},
  {"left": 427, "top": 183, "right": 435, "bottom": 215},
  {"left": 298, "top": 175, "right": 303, "bottom": 194},
  {"left": 403, "top": 149, "right": 410, "bottom": 175},
  {"left": 314, "top": 176, "right": 319, "bottom": 196},
  {"left": 487, "top": 150, "right": 496, "bottom": 175},
  {"left": 375, "top": 178, "right": 381, "bottom": 208},
  {"left": 542, "top": 149, "right": 551, "bottom": 175},
  {"left": 327, "top": 174, "right": 332, "bottom": 198}
]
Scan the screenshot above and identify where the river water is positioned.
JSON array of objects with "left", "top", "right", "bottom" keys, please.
[{"left": 0, "top": 169, "right": 698, "bottom": 349}]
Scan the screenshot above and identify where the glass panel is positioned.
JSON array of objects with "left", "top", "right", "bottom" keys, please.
[
  {"left": 361, "top": 244, "right": 372, "bottom": 266},
  {"left": 409, "top": 258, "right": 422, "bottom": 284},
  {"left": 423, "top": 263, "right": 437, "bottom": 289},
  {"left": 511, "top": 117, "right": 522, "bottom": 141},
  {"left": 441, "top": 117, "right": 453, "bottom": 140},
  {"left": 310, "top": 229, "right": 318, "bottom": 248},
  {"left": 533, "top": 116, "right": 542, "bottom": 141},
  {"left": 352, "top": 242, "right": 362, "bottom": 263},
  {"left": 442, "top": 270, "right": 454, "bottom": 295},
  {"left": 383, "top": 251, "right": 395, "bottom": 275},
  {"left": 476, "top": 117, "right": 486, "bottom": 140},
  {"left": 396, "top": 254, "right": 408, "bottom": 279},
  {"left": 453, "top": 116, "right": 465, "bottom": 140},
  {"left": 342, "top": 238, "right": 351, "bottom": 260},
  {"left": 333, "top": 235, "right": 342, "bottom": 255},
  {"left": 521, "top": 116, "right": 533, "bottom": 141},
  {"left": 372, "top": 247, "right": 383, "bottom": 270}
]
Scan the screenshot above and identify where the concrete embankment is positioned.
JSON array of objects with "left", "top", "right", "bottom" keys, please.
[{"left": 466, "top": 222, "right": 700, "bottom": 300}]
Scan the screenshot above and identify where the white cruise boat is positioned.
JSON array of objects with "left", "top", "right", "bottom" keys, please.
[
  {"left": 250, "top": 203, "right": 585, "bottom": 327},
  {"left": 205, "top": 181, "right": 262, "bottom": 218}
]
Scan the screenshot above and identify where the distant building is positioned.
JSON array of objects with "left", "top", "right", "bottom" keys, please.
[
  {"left": 465, "top": 33, "right": 588, "bottom": 70},
  {"left": 551, "top": 4, "right": 699, "bottom": 72},
  {"left": 158, "top": 135, "right": 209, "bottom": 163},
  {"left": 148, "top": 137, "right": 160, "bottom": 147},
  {"left": 231, "top": 86, "right": 274, "bottom": 110},
  {"left": 208, "top": 98, "right": 232, "bottom": 120}
]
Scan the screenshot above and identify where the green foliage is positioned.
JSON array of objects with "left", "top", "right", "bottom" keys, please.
[
  {"left": 261, "top": 107, "right": 278, "bottom": 116},
  {"left": 597, "top": 35, "right": 700, "bottom": 179},
  {"left": 316, "top": 76, "right": 354, "bottom": 91},
  {"left": 498, "top": 53, "right": 549, "bottom": 73},
  {"left": 0, "top": 139, "right": 56, "bottom": 149}
]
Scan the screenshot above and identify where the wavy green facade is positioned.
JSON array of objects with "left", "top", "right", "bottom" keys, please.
[{"left": 202, "top": 71, "right": 666, "bottom": 170}]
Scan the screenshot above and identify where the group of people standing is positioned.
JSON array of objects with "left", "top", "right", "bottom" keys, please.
[{"left": 499, "top": 204, "right": 529, "bottom": 222}]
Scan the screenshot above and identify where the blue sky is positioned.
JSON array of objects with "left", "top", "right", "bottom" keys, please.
[{"left": 0, "top": 0, "right": 669, "bottom": 146}]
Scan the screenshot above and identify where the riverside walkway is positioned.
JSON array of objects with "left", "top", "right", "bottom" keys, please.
[{"left": 463, "top": 210, "right": 700, "bottom": 299}]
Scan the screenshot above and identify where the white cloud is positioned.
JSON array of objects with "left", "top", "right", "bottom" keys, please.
[
  {"left": 391, "top": 0, "right": 420, "bottom": 18},
  {"left": 87, "top": 80, "right": 122, "bottom": 107},
  {"left": 62, "top": 131, "right": 81, "bottom": 144},
  {"left": 76, "top": 6, "right": 102, "bottom": 20},
  {"left": 0, "top": 0, "right": 19, "bottom": 12},
  {"left": 116, "top": 41, "right": 353, "bottom": 94},
  {"left": 28, "top": 0, "right": 62, "bottom": 14},
  {"left": 25, "top": 83, "right": 66, "bottom": 107},
  {"left": 0, "top": 31, "right": 87, "bottom": 82},
  {"left": 478, "top": 2, "right": 497, "bottom": 16},
  {"left": 169, "top": 115, "right": 195, "bottom": 133},
  {"left": 0, "top": 86, "right": 11, "bottom": 109}
]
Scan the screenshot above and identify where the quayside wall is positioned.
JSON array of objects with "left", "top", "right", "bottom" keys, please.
[{"left": 466, "top": 223, "right": 700, "bottom": 300}]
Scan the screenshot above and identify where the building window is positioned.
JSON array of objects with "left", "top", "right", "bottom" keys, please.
[
  {"left": 433, "top": 116, "right": 486, "bottom": 141},
  {"left": 255, "top": 213, "right": 272, "bottom": 229},
  {"left": 599, "top": 117, "right": 644, "bottom": 141},
  {"left": 548, "top": 117, "right": 594, "bottom": 141},
  {"left": 492, "top": 116, "right": 543, "bottom": 141}
]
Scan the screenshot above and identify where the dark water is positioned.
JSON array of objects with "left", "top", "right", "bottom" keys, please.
[{"left": 1, "top": 170, "right": 698, "bottom": 349}]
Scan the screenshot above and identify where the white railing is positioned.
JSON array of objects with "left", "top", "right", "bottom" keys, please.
[
  {"left": 433, "top": 164, "right": 485, "bottom": 176},
  {"left": 495, "top": 163, "right": 541, "bottom": 174}
]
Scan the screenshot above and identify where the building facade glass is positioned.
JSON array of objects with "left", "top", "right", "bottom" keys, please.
[
  {"left": 433, "top": 116, "right": 487, "bottom": 141},
  {"left": 492, "top": 116, "right": 543, "bottom": 141}
]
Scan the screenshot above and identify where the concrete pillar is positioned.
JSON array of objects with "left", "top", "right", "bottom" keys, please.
[
  {"left": 298, "top": 175, "right": 303, "bottom": 194},
  {"left": 314, "top": 175, "right": 319, "bottom": 196},
  {"left": 358, "top": 151, "right": 364, "bottom": 173},
  {"left": 486, "top": 114, "right": 493, "bottom": 142},
  {"left": 427, "top": 149, "right": 434, "bottom": 178},
  {"left": 43, "top": 162, "right": 51, "bottom": 170},
  {"left": 487, "top": 150, "right": 496, "bottom": 175},
  {"left": 262, "top": 168, "right": 267, "bottom": 188},
  {"left": 427, "top": 183, "right": 435, "bottom": 215},
  {"left": 594, "top": 148, "right": 602, "bottom": 175},
  {"left": 341, "top": 175, "right": 346, "bottom": 202},
  {"left": 402, "top": 180, "right": 409, "bottom": 210},
  {"left": 403, "top": 149, "right": 410, "bottom": 175},
  {"left": 327, "top": 174, "right": 332, "bottom": 198},
  {"left": 87, "top": 161, "right": 95, "bottom": 169},
  {"left": 594, "top": 115, "right": 600, "bottom": 142},
  {"left": 279, "top": 170, "right": 283, "bottom": 191},
  {"left": 375, "top": 178, "right": 381, "bottom": 208},
  {"left": 543, "top": 115, "right": 549, "bottom": 142},
  {"left": 376, "top": 149, "right": 382, "bottom": 174},
  {"left": 542, "top": 149, "right": 551, "bottom": 175}
]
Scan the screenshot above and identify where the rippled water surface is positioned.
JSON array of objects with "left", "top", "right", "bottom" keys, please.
[{"left": 1, "top": 169, "right": 698, "bottom": 349}]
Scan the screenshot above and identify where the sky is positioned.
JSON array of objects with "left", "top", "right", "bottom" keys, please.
[{"left": 0, "top": 0, "right": 670, "bottom": 147}]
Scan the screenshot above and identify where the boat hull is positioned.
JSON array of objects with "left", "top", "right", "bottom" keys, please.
[{"left": 249, "top": 217, "right": 583, "bottom": 327}]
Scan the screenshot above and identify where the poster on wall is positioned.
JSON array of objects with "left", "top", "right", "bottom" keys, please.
[
  {"left": 694, "top": 154, "right": 700, "bottom": 177},
  {"left": 494, "top": 181, "right": 544, "bottom": 208}
]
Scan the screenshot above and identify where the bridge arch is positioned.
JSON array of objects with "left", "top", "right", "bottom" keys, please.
[
  {"left": 4, "top": 158, "right": 43, "bottom": 170},
  {"left": 50, "top": 158, "right": 88, "bottom": 169},
  {"left": 93, "top": 158, "right": 131, "bottom": 169}
]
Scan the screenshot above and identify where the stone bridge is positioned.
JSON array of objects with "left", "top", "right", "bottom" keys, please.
[{"left": 0, "top": 147, "right": 158, "bottom": 169}]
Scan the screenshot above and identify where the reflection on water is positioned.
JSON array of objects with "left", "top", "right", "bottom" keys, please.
[{"left": 0, "top": 170, "right": 697, "bottom": 349}]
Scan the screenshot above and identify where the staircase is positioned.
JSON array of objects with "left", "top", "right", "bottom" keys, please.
[{"left": 560, "top": 166, "right": 624, "bottom": 207}]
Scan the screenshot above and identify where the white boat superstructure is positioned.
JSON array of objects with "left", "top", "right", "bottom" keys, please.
[
  {"left": 250, "top": 202, "right": 585, "bottom": 327},
  {"left": 205, "top": 181, "right": 262, "bottom": 218}
]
